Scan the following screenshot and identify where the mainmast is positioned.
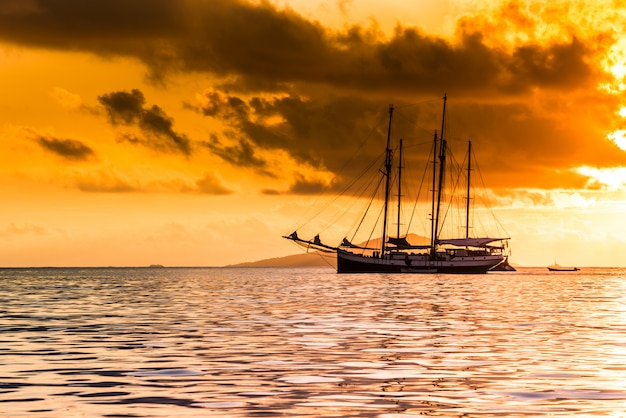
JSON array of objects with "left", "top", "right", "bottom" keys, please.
[
  {"left": 396, "top": 138, "right": 403, "bottom": 240},
  {"left": 380, "top": 105, "right": 394, "bottom": 257},
  {"left": 430, "top": 131, "right": 437, "bottom": 252},
  {"left": 466, "top": 140, "right": 472, "bottom": 239},
  {"left": 432, "top": 94, "right": 447, "bottom": 257}
]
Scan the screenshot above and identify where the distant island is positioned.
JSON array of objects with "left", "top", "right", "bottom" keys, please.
[{"left": 230, "top": 251, "right": 336, "bottom": 268}]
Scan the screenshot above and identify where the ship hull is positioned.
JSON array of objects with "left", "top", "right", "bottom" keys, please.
[{"left": 337, "top": 250, "right": 503, "bottom": 274}]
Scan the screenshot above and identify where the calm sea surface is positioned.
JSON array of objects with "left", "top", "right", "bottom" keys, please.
[{"left": 1, "top": 267, "right": 625, "bottom": 417}]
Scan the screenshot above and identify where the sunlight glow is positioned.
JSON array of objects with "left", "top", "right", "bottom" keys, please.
[
  {"left": 602, "top": 31, "right": 626, "bottom": 84},
  {"left": 575, "top": 166, "right": 626, "bottom": 191},
  {"left": 609, "top": 61, "right": 626, "bottom": 81},
  {"left": 607, "top": 130, "right": 626, "bottom": 151}
]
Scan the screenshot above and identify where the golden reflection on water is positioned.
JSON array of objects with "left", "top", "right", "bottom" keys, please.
[{"left": 0, "top": 267, "right": 625, "bottom": 417}]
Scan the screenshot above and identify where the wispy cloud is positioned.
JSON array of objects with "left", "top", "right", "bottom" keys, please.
[
  {"left": 23, "top": 128, "right": 96, "bottom": 161},
  {"left": 73, "top": 167, "right": 233, "bottom": 195}
]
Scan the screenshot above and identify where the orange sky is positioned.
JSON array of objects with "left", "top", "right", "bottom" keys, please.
[{"left": 1, "top": 0, "right": 626, "bottom": 267}]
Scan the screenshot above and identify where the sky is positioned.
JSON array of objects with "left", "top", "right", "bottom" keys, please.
[{"left": 1, "top": 0, "right": 626, "bottom": 267}]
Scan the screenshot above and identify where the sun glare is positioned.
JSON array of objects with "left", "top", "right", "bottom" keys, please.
[
  {"left": 575, "top": 166, "right": 626, "bottom": 191},
  {"left": 608, "top": 130, "right": 626, "bottom": 151}
]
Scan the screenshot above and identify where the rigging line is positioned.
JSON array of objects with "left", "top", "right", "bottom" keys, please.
[
  {"left": 393, "top": 105, "right": 445, "bottom": 143},
  {"left": 354, "top": 142, "right": 393, "bottom": 252},
  {"left": 324, "top": 151, "right": 386, "bottom": 229},
  {"left": 402, "top": 140, "right": 438, "bottom": 149},
  {"left": 287, "top": 107, "right": 392, "bottom": 233},
  {"left": 336, "top": 138, "right": 400, "bottom": 240},
  {"left": 388, "top": 139, "right": 434, "bottom": 237},
  {"left": 325, "top": 157, "right": 385, "bottom": 238},
  {"left": 405, "top": 139, "right": 435, "bottom": 235},
  {"left": 323, "top": 106, "right": 391, "bottom": 182},
  {"left": 438, "top": 146, "right": 465, "bottom": 237},
  {"left": 285, "top": 240, "right": 337, "bottom": 269},
  {"left": 348, "top": 173, "right": 386, "bottom": 245},
  {"left": 293, "top": 148, "right": 386, "bottom": 234},
  {"left": 459, "top": 146, "right": 470, "bottom": 236},
  {"left": 472, "top": 150, "right": 511, "bottom": 238},
  {"left": 365, "top": 191, "right": 388, "bottom": 254},
  {"left": 394, "top": 98, "right": 441, "bottom": 110}
]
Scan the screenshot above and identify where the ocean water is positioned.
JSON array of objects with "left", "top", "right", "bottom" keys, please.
[{"left": 1, "top": 267, "right": 625, "bottom": 417}]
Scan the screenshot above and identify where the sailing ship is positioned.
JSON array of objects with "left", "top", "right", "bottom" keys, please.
[{"left": 284, "top": 95, "right": 510, "bottom": 274}]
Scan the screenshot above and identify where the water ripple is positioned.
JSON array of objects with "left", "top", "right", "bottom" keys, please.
[{"left": 1, "top": 266, "right": 625, "bottom": 417}]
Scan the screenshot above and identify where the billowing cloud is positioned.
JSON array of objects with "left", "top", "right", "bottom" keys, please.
[
  {"left": 0, "top": 0, "right": 605, "bottom": 96},
  {"left": 196, "top": 88, "right": 626, "bottom": 191},
  {"left": 3, "top": 0, "right": 626, "bottom": 193},
  {"left": 196, "top": 88, "right": 383, "bottom": 174}
]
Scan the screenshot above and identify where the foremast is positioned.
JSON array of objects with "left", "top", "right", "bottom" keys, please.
[
  {"left": 431, "top": 94, "right": 447, "bottom": 258},
  {"left": 466, "top": 140, "right": 472, "bottom": 239},
  {"left": 380, "top": 104, "right": 394, "bottom": 258}
]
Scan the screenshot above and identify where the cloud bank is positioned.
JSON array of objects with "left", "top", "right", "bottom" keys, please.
[{"left": 2, "top": 0, "right": 625, "bottom": 193}]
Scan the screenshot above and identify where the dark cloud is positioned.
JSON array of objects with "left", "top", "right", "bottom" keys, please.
[
  {"left": 197, "top": 89, "right": 389, "bottom": 174},
  {"left": 35, "top": 134, "right": 95, "bottom": 161},
  {"left": 98, "top": 89, "right": 191, "bottom": 155},
  {"left": 98, "top": 88, "right": 146, "bottom": 125},
  {"left": 197, "top": 88, "right": 626, "bottom": 191},
  {"left": 202, "top": 134, "right": 270, "bottom": 174},
  {"left": 2, "top": 0, "right": 623, "bottom": 193},
  {"left": 0, "top": 0, "right": 603, "bottom": 96}
]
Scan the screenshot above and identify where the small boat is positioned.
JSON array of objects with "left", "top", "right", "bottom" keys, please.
[
  {"left": 284, "top": 95, "right": 511, "bottom": 274},
  {"left": 547, "top": 262, "right": 579, "bottom": 272}
]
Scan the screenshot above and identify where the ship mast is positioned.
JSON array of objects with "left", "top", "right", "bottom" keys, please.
[
  {"left": 430, "top": 131, "right": 437, "bottom": 252},
  {"left": 397, "top": 138, "right": 403, "bottom": 240},
  {"left": 380, "top": 105, "right": 394, "bottom": 257},
  {"left": 432, "top": 94, "right": 447, "bottom": 257},
  {"left": 466, "top": 140, "right": 472, "bottom": 239}
]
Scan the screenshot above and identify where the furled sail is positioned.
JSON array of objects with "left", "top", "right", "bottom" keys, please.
[
  {"left": 387, "top": 237, "right": 430, "bottom": 250},
  {"left": 437, "top": 237, "right": 508, "bottom": 247}
]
